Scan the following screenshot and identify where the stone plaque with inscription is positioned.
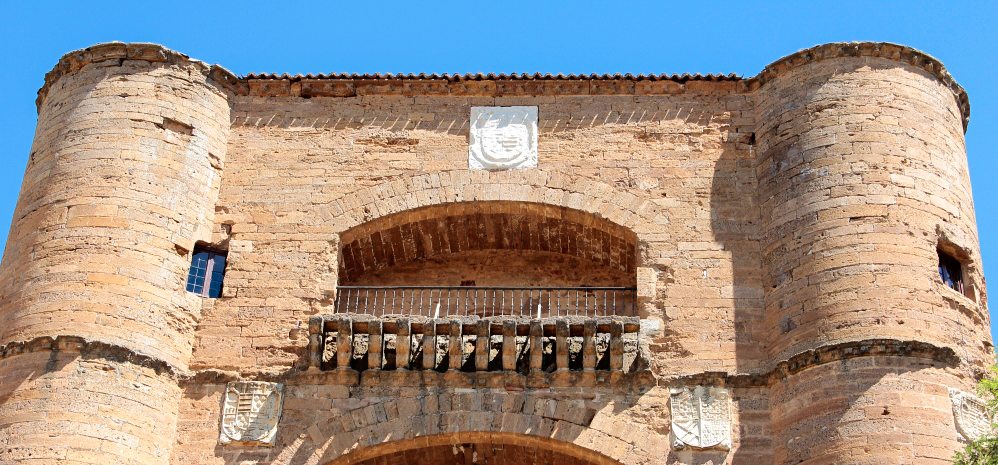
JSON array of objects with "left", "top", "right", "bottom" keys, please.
[
  {"left": 670, "top": 385, "right": 732, "bottom": 450},
  {"left": 950, "top": 388, "right": 991, "bottom": 441},
  {"left": 219, "top": 381, "right": 285, "bottom": 446},
  {"left": 469, "top": 106, "right": 538, "bottom": 170}
]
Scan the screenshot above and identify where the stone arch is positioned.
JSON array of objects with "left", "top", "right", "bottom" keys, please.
[
  {"left": 337, "top": 200, "right": 638, "bottom": 286},
  {"left": 322, "top": 432, "right": 624, "bottom": 465},
  {"left": 329, "top": 169, "right": 668, "bottom": 239},
  {"left": 292, "top": 388, "right": 665, "bottom": 465},
  {"left": 325, "top": 169, "right": 666, "bottom": 316}
]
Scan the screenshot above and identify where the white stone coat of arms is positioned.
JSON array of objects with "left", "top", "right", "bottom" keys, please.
[
  {"left": 219, "top": 381, "right": 285, "bottom": 446},
  {"left": 670, "top": 385, "right": 732, "bottom": 450},
  {"left": 469, "top": 106, "right": 538, "bottom": 170},
  {"left": 950, "top": 388, "right": 992, "bottom": 441}
]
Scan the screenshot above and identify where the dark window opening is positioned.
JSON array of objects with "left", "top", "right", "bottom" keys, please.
[
  {"left": 938, "top": 249, "right": 964, "bottom": 294},
  {"left": 186, "top": 246, "right": 227, "bottom": 298}
]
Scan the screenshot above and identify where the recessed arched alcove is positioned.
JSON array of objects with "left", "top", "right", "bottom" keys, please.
[
  {"left": 336, "top": 201, "right": 638, "bottom": 317},
  {"left": 339, "top": 201, "right": 637, "bottom": 286},
  {"left": 322, "top": 432, "right": 624, "bottom": 465}
]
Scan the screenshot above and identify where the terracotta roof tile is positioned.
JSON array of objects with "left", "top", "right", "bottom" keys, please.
[{"left": 241, "top": 72, "right": 743, "bottom": 82}]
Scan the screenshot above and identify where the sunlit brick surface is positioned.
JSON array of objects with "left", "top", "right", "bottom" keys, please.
[{"left": 0, "top": 42, "right": 989, "bottom": 465}]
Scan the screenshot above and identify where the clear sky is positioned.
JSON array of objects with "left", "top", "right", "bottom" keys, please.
[{"left": 1, "top": 1, "right": 995, "bottom": 338}]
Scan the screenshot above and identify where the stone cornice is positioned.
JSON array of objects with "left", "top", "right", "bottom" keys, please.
[
  {"left": 0, "top": 335, "right": 184, "bottom": 378},
  {"left": 35, "top": 41, "right": 971, "bottom": 130},
  {"left": 665, "top": 338, "right": 962, "bottom": 388},
  {"left": 1, "top": 336, "right": 964, "bottom": 390},
  {"left": 748, "top": 42, "right": 970, "bottom": 131},
  {"left": 35, "top": 42, "right": 239, "bottom": 111}
]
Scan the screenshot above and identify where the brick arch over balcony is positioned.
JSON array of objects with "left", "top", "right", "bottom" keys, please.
[
  {"left": 337, "top": 201, "right": 638, "bottom": 285},
  {"left": 322, "top": 432, "right": 625, "bottom": 465},
  {"left": 328, "top": 170, "right": 668, "bottom": 240}
]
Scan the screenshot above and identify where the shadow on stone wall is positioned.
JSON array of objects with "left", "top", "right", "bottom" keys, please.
[
  {"left": 178, "top": 369, "right": 666, "bottom": 465},
  {"left": 706, "top": 130, "right": 769, "bottom": 462}
]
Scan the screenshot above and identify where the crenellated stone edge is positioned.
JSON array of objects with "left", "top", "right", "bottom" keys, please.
[
  {"left": 750, "top": 42, "right": 970, "bottom": 131},
  {"left": 34, "top": 41, "right": 970, "bottom": 131},
  {"left": 0, "top": 335, "right": 964, "bottom": 389},
  {"left": 34, "top": 42, "right": 239, "bottom": 111}
]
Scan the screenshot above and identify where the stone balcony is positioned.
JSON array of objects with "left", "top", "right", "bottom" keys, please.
[{"left": 307, "top": 286, "right": 645, "bottom": 387}]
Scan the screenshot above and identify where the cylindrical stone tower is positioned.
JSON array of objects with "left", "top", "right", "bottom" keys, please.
[
  {"left": 755, "top": 43, "right": 990, "bottom": 464},
  {"left": 0, "top": 43, "right": 232, "bottom": 464}
]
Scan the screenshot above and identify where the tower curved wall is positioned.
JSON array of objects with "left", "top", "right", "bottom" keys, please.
[
  {"left": 756, "top": 47, "right": 987, "bottom": 365},
  {"left": 755, "top": 44, "right": 988, "bottom": 463},
  {"left": 0, "top": 43, "right": 231, "bottom": 464}
]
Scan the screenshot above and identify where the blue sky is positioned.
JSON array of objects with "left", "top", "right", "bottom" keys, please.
[{"left": 1, "top": 1, "right": 995, "bottom": 337}]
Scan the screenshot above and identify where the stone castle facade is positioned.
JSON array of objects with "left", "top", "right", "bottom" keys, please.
[{"left": 0, "top": 41, "right": 991, "bottom": 464}]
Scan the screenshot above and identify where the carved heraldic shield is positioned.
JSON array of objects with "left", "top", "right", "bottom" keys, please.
[
  {"left": 670, "top": 385, "right": 732, "bottom": 450},
  {"left": 469, "top": 106, "right": 538, "bottom": 170},
  {"left": 950, "top": 388, "right": 991, "bottom": 441},
  {"left": 219, "top": 381, "right": 285, "bottom": 446}
]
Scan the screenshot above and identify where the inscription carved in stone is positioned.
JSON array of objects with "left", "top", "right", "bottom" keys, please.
[
  {"left": 950, "top": 388, "right": 991, "bottom": 440},
  {"left": 670, "top": 385, "right": 732, "bottom": 450},
  {"left": 469, "top": 106, "right": 538, "bottom": 170},
  {"left": 219, "top": 381, "right": 284, "bottom": 446}
]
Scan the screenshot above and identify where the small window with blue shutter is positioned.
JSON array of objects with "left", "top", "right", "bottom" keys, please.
[
  {"left": 938, "top": 248, "right": 964, "bottom": 294},
  {"left": 186, "top": 246, "right": 227, "bottom": 298}
]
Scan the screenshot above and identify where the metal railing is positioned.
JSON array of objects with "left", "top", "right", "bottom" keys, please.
[{"left": 333, "top": 286, "right": 637, "bottom": 318}]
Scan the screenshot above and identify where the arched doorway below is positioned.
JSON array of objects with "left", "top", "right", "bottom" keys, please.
[{"left": 324, "top": 432, "right": 623, "bottom": 465}]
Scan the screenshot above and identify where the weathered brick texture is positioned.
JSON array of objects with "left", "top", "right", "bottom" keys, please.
[
  {"left": 0, "top": 42, "right": 989, "bottom": 465},
  {"left": 0, "top": 44, "right": 230, "bottom": 464},
  {"left": 0, "top": 340, "right": 182, "bottom": 464},
  {"left": 756, "top": 56, "right": 989, "bottom": 368}
]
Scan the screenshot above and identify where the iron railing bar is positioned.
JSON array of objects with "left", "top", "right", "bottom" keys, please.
[
  {"left": 603, "top": 290, "right": 607, "bottom": 317},
  {"left": 335, "top": 285, "right": 636, "bottom": 291},
  {"left": 546, "top": 291, "right": 551, "bottom": 319},
  {"left": 331, "top": 286, "right": 637, "bottom": 318},
  {"left": 557, "top": 290, "right": 562, "bottom": 317},
  {"left": 578, "top": 290, "right": 582, "bottom": 317},
  {"left": 517, "top": 291, "right": 523, "bottom": 316}
]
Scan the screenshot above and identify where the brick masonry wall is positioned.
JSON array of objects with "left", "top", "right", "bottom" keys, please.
[
  {"left": 342, "top": 249, "right": 633, "bottom": 287},
  {"left": 338, "top": 202, "right": 637, "bottom": 284},
  {"left": 769, "top": 356, "right": 972, "bottom": 465},
  {"left": 204, "top": 84, "right": 761, "bottom": 377},
  {"left": 0, "top": 46, "right": 230, "bottom": 369},
  {"left": 174, "top": 376, "right": 776, "bottom": 465},
  {"left": 756, "top": 56, "right": 991, "bottom": 369},
  {"left": 0, "top": 44, "right": 230, "bottom": 464},
  {"left": 752, "top": 52, "right": 989, "bottom": 465},
  {"left": 0, "top": 344, "right": 181, "bottom": 465},
  {"left": 0, "top": 42, "right": 990, "bottom": 465}
]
